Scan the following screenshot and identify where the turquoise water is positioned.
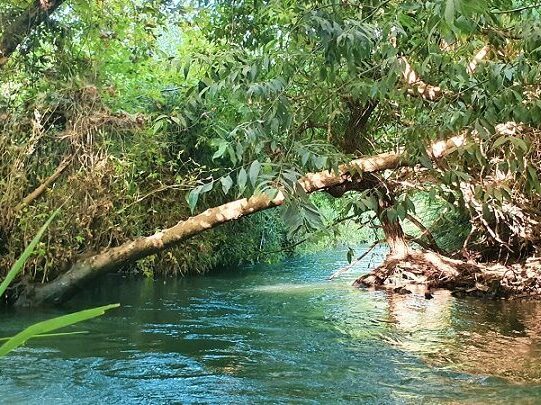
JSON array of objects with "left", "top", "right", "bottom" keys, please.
[{"left": 1, "top": 246, "right": 541, "bottom": 404}]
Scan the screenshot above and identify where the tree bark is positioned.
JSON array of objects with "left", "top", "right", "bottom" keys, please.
[
  {"left": 15, "top": 137, "right": 464, "bottom": 307},
  {"left": 15, "top": 151, "right": 405, "bottom": 306},
  {"left": 399, "top": 45, "right": 489, "bottom": 101},
  {"left": 0, "top": 0, "right": 65, "bottom": 67},
  {"left": 341, "top": 99, "right": 378, "bottom": 154},
  {"left": 378, "top": 196, "right": 409, "bottom": 258}
]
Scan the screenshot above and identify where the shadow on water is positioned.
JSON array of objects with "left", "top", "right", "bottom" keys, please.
[{"left": 1, "top": 246, "right": 541, "bottom": 403}]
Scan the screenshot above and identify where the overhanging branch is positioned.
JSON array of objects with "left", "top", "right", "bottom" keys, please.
[{"left": 18, "top": 137, "right": 464, "bottom": 306}]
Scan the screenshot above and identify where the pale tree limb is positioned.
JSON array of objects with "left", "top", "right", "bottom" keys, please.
[
  {"left": 399, "top": 56, "right": 444, "bottom": 101},
  {"left": 16, "top": 157, "right": 72, "bottom": 211},
  {"left": 399, "top": 45, "right": 491, "bottom": 101},
  {"left": 405, "top": 213, "right": 445, "bottom": 255},
  {"left": 467, "top": 45, "right": 491, "bottom": 75},
  {"left": 327, "top": 241, "right": 380, "bottom": 280},
  {"left": 405, "top": 234, "right": 439, "bottom": 254},
  {"left": 16, "top": 137, "right": 465, "bottom": 306}
]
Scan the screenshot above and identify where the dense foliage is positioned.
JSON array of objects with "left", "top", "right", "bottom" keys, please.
[{"left": 1, "top": 0, "right": 540, "bottom": 292}]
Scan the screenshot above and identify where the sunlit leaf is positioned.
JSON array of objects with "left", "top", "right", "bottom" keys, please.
[{"left": 0, "top": 304, "right": 119, "bottom": 357}]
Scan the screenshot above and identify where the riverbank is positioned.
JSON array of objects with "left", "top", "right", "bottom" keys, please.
[{"left": 354, "top": 250, "right": 541, "bottom": 299}]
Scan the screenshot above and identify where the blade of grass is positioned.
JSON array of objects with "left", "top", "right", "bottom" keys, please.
[
  {"left": 0, "top": 208, "right": 60, "bottom": 297},
  {"left": 0, "top": 303, "right": 119, "bottom": 356},
  {"left": 0, "top": 331, "right": 89, "bottom": 342}
]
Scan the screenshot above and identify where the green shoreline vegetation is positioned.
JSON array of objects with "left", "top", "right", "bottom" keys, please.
[{"left": 1, "top": 0, "right": 541, "bottom": 368}]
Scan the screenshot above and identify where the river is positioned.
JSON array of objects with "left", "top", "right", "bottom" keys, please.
[{"left": 1, "top": 246, "right": 541, "bottom": 403}]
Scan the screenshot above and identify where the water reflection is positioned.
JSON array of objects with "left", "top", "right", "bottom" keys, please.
[
  {"left": 1, "top": 248, "right": 541, "bottom": 403},
  {"left": 384, "top": 290, "right": 541, "bottom": 383}
]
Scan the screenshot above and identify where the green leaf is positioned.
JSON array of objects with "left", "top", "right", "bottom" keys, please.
[
  {"left": 396, "top": 203, "right": 406, "bottom": 220},
  {"left": 282, "top": 169, "right": 298, "bottom": 185},
  {"left": 419, "top": 154, "right": 433, "bottom": 169},
  {"left": 0, "top": 331, "right": 88, "bottom": 342},
  {"left": 250, "top": 64, "right": 258, "bottom": 81},
  {"left": 212, "top": 139, "right": 228, "bottom": 160},
  {"left": 492, "top": 136, "right": 508, "bottom": 149},
  {"left": 301, "top": 150, "right": 310, "bottom": 166},
  {"left": 249, "top": 160, "right": 261, "bottom": 187},
  {"left": 364, "top": 195, "right": 378, "bottom": 211},
  {"left": 405, "top": 196, "right": 416, "bottom": 215},
  {"left": 237, "top": 167, "right": 248, "bottom": 195},
  {"left": 510, "top": 137, "right": 528, "bottom": 153},
  {"left": 303, "top": 202, "right": 324, "bottom": 230},
  {"left": 444, "top": 0, "right": 456, "bottom": 25},
  {"left": 281, "top": 202, "right": 303, "bottom": 233},
  {"left": 528, "top": 166, "right": 541, "bottom": 193},
  {"left": 186, "top": 186, "right": 202, "bottom": 213},
  {"left": 200, "top": 181, "right": 213, "bottom": 194},
  {"left": 0, "top": 304, "right": 119, "bottom": 357},
  {"left": 347, "top": 247, "right": 354, "bottom": 264},
  {"left": 313, "top": 155, "right": 327, "bottom": 170},
  {"left": 386, "top": 208, "right": 398, "bottom": 223},
  {"left": 220, "top": 175, "right": 233, "bottom": 195},
  {"left": 0, "top": 209, "right": 59, "bottom": 298},
  {"left": 170, "top": 115, "right": 186, "bottom": 129},
  {"left": 152, "top": 119, "right": 164, "bottom": 135}
]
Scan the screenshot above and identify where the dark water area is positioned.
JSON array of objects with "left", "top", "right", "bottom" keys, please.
[{"left": 1, "top": 246, "right": 541, "bottom": 404}]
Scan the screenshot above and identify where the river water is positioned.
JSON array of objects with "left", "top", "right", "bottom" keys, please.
[{"left": 1, "top": 246, "right": 541, "bottom": 404}]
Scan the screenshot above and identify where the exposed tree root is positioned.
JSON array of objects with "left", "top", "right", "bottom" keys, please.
[{"left": 353, "top": 250, "right": 541, "bottom": 299}]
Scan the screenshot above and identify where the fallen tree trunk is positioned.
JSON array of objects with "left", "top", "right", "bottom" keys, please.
[
  {"left": 15, "top": 137, "right": 464, "bottom": 306},
  {"left": 0, "top": 0, "right": 65, "bottom": 67}
]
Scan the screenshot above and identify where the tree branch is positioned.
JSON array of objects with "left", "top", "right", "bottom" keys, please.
[
  {"left": 16, "top": 157, "right": 72, "bottom": 211},
  {"left": 327, "top": 241, "right": 380, "bottom": 280},
  {"left": 17, "top": 136, "right": 464, "bottom": 306},
  {"left": 405, "top": 213, "right": 445, "bottom": 255},
  {"left": 0, "top": 0, "right": 65, "bottom": 68}
]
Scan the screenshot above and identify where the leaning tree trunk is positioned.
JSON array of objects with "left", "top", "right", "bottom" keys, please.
[
  {"left": 15, "top": 150, "right": 409, "bottom": 306},
  {"left": 352, "top": 189, "right": 413, "bottom": 288},
  {"left": 14, "top": 137, "right": 464, "bottom": 307},
  {"left": 378, "top": 197, "right": 410, "bottom": 258}
]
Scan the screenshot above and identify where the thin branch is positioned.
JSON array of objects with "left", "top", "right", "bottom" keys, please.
[
  {"left": 328, "top": 241, "right": 380, "bottom": 280},
  {"left": 492, "top": 4, "right": 541, "bottom": 14},
  {"left": 16, "top": 157, "right": 72, "bottom": 211},
  {"left": 0, "top": 0, "right": 65, "bottom": 67},
  {"left": 405, "top": 213, "right": 445, "bottom": 254},
  {"left": 259, "top": 214, "right": 359, "bottom": 255}
]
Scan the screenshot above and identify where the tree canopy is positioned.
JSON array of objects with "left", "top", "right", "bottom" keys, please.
[{"left": 1, "top": 0, "right": 541, "bottom": 304}]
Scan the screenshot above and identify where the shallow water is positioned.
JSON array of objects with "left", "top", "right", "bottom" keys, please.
[{"left": 1, "top": 246, "right": 541, "bottom": 404}]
